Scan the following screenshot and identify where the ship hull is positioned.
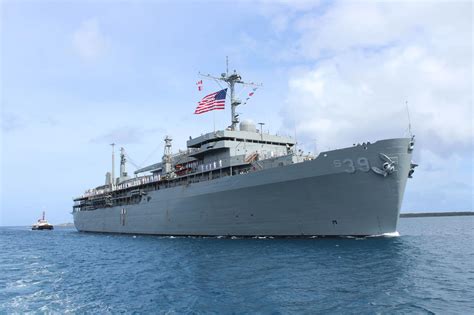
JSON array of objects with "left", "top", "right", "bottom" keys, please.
[
  {"left": 32, "top": 225, "right": 54, "bottom": 230},
  {"left": 73, "top": 138, "right": 412, "bottom": 236}
]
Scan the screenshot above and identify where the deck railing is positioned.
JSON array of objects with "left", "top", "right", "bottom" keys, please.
[{"left": 78, "top": 174, "right": 162, "bottom": 199}]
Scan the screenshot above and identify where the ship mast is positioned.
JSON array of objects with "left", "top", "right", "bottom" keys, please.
[
  {"left": 110, "top": 143, "right": 115, "bottom": 188},
  {"left": 200, "top": 57, "right": 262, "bottom": 131},
  {"left": 162, "top": 136, "right": 173, "bottom": 175},
  {"left": 120, "top": 147, "right": 127, "bottom": 178}
]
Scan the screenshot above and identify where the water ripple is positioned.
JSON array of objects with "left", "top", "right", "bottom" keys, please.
[{"left": 1, "top": 216, "right": 473, "bottom": 313}]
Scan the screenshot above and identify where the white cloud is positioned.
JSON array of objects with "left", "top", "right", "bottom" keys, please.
[
  {"left": 72, "top": 18, "right": 107, "bottom": 60},
  {"left": 263, "top": 1, "right": 473, "bottom": 157},
  {"left": 404, "top": 149, "right": 473, "bottom": 211},
  {"left": 294, "top": 1, "right": 472, "bottom": 60},
  {"left": 1, "top": 112, "right": 23, "bottom": 132},
  {"left": 90, "top": 126, "right": 164, "bottom": 145},
  {"left": 260, "top": 0, "right": 322, "bottom": 13},
  {"left": 257, "top": 0, "right": 323, "bottom": 35},
  {"left": 282, "top": 45, "right": 472, "bottom": 156}
]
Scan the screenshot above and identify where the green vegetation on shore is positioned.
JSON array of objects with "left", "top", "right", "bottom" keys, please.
[
  {"left": 56, "top": 223, "right": 75, "bottom": 227},
  {"left": 400, "top": 211, "right": 474, "bottom": 218}
]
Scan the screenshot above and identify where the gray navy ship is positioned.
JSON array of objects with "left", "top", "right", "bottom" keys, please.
[{"left": 73, "top": 66, "right": 417, "bottom": 236}]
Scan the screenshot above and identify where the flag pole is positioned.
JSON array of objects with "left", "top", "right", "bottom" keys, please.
[
  {"left": 213, "top": 110, "right": 216, "bottom": 133},
  {"left": 198, "top": 58, "right": 262, "bottom": 131}
]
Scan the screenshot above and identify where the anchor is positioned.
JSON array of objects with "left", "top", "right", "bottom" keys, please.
[{"left": 371, "top": 153, "right": 396, "bottom": 177}]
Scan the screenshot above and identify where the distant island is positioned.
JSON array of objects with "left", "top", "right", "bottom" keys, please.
[
  {"left": 56, "top": 222, "right": 75, "bottom": 227},
  {"left": 400, "top": 211, "right": 473, "bottom": 218}
]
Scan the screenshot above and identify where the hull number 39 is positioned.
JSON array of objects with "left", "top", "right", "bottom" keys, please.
[{"left": 333, "top": 158, "right": 370, "bottom": 173}]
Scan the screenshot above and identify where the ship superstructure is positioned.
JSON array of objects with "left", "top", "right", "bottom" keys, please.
[{"left": 73, "top": 66, "right": 417, "bottom": 236}]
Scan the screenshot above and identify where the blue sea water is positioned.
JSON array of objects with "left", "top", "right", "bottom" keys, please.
[{"left": 1, "top": 216, "right": 473, "bottom": 314}]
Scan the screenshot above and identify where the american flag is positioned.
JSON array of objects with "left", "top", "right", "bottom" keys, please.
[{"left": 194, "top": 89, "right": 227, "bottom": 114}]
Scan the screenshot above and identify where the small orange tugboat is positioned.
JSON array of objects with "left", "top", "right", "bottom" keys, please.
[{"left": 32, "top": 211, "right": 54, "bottom": 230}]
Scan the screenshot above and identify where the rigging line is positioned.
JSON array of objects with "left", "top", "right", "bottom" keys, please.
[
  {"left": 242, "top": 86, "right": 259, "bottom": 106},
  {"left": 124, "top": 144, "right": 162, "bottom": 170},
  {"left": 235, "top": 84, "right": 246, "bottom": 99},
  {"left": 124, "top": 152, "right": 141, "bottom": 170},
  {"left": 199, "top": 73, "right": 225, "bottom": 89},
  {"left": 197, "top": 73, "right": 225, "bottom": 92},
  {"left": 209, "top": 78, "right": 229, "bottom": 104},
  {"left": 138, "top": 144, "right": 163, "bottom": 168},
  {"left": 238, "top": 81, "right": 263, "bottom": 87},
  {"left": 236, "top": 84, "right": 256, "bottom": 106},
  {"left": 212, "top": 77, "right": 225, "bottom": 90}
]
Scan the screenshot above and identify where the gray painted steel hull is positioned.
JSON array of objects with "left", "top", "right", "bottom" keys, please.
[{"left": 74, "top": 138, "right": 412, "bottom": 236}]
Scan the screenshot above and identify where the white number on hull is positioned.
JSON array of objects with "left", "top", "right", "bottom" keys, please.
[
  {"left": 357, "top": 157, "right": 370, "bottom": 172},
  {"left": 333, "top": 157, "right": 370, "bottom": 173},
  {"left": 342, "top": 159, "right": 355, "bottom": 173}
]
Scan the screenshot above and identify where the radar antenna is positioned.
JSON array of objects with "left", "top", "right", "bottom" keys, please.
[
  {"left": 199, "top": 57, "right": 262, "bottom": 130},
  {"left": 226, "top": 56, "right": 229, "bottom": 76}
]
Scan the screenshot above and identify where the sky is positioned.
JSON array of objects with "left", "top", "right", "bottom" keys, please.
[{"left": 0, "top": 0, "right": 472, "bottom": 226}]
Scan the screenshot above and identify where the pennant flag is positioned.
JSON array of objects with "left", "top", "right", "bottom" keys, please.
[
  {"left": 196, "top": 80, "right": 203, "bottom": 91},
  {"left": 194, "top": 89, "right": 227, "bottom": 114},
  {"left": 244, "top": 87, "right": 258, "bottom": 105}
]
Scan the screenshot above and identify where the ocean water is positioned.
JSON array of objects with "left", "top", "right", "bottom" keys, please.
[{"left": 1, "top": 216, "right": 473, "bottom": 314}]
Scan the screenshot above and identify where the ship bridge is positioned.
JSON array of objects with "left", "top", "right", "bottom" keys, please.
[
  {"left": 186, "top": 121, "right": 295, "bottom": 164},
  {"left": 186, "top": 129, "right": 295, "bottom": 148}
]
